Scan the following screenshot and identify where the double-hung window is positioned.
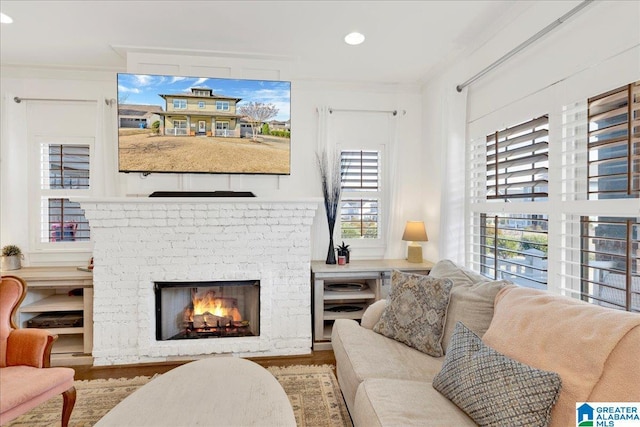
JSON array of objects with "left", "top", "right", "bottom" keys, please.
[
  {"left": 37, "top": 138, "right": 92, "bottom": 246},
  {"left": 173, "top": 99, "right": 187, "bottom": 110},
  {"left": 340, "top": 150, "right": 380, "bottom": 239},
  {"left": 471, "top": 115, "right": 549, "bottom": 289},
  {"left": 216, "top": 101, "right": 229, "bottom": 111},
  {"left": 562, "top": 81, "right": 639, "bottom": 312}
]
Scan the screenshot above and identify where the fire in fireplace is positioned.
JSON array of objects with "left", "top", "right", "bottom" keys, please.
[{"left": 155, "top": 280, "right": 260, "bottom": 340}]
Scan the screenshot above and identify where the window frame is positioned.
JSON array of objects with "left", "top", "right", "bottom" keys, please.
[
  {"left": 338, "top": 147, "right": 385, "bottom": 250},
  {"left": 469, "top": 115, "right": 550, "bottom": 289},
  {"left": 173, "top": 99, "right": 187, "bottom": 110},
  {"left": 216, "top": 101, "right": 229, "bottom": 111},
  {"left": 30, "top": 136, "right": 94, "bottom": 252}
]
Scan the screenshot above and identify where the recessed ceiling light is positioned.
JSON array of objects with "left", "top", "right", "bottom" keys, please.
[
  {"left": 344, "top": 32, "right": 365, "bottom": 46},
  {"left": 0, "top": 13, "right": 13, "bottom": 24}
]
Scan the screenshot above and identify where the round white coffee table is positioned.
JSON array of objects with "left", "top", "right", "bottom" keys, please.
[{"left": 96, "top": 357, "right": 296, "bottom": 426}]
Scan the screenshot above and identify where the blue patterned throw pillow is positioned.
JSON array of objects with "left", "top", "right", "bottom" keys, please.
[
  {"left": 432, "top": 322, "right": 562, "bottom": 427},
  {"left": 373, "top": 270, "right": 453, "bottom": 357}
]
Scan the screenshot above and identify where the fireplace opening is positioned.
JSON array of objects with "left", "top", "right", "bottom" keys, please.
[{"left": 155, "top": 280, "right": 260, "bottom": 340}]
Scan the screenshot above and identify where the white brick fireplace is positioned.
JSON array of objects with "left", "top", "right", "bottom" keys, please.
[{"left": 79, "top": 198, "right": 320, "bottom": 366}]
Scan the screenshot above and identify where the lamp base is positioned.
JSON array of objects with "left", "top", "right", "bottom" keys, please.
[{"left": 406, "top": 245, "right": 423, "bottom": 263}]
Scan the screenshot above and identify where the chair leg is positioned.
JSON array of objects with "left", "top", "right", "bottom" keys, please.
[{"left": 61, "top": 386, "right": 76, "bottom": 427}]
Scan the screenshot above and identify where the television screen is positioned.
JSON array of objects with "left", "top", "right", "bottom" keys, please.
[{"left": 117, "top": 73, "right": 291, "bottom": 175}]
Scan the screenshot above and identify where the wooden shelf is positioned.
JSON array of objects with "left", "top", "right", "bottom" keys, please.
[
  {"left": 323, "top": 306, "right": 366, "bottom": 320},
  {"left": 20, "top": 294, "right": 83, "bottom": 312},
  {"left": 52, "top": 334, "right": 84, "bottom": 354},
  {"left": 12, "top": 266, "right": 94, "bottom": 366},
  {"left": 312, "top": 259, "right": 434, "bottom": 350},
  {"left": 38, "top": 327, "right": 84, "bottom": 335},
  {"left": 324, "top": 289, "right": 375, "bottom": 301}
]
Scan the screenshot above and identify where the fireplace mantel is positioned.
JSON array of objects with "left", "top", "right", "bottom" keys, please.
[
  {"left": 77, "top": 196, "right": 322, "bottom": 204},
  {"left": 79, "top": 197, "right": 320, "bottom": 365}
]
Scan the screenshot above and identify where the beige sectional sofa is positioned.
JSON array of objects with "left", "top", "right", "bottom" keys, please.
[{"left": 331, "top": 260, "right": 640, "bottom": 426}]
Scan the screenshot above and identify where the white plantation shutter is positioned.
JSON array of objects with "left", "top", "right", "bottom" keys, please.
[
  {"left": 587, "top": 82, "right": 640, "bottom": 199},
  {"left": 340, "top": 151, "right": 379, "bottom": 191},
  {"left": 39, "top": 140, "right": 92, "bottom": 243},
  {"left": 486, "top": 115, "right": 549, "bottom": 202},
  {"left": 558, "top": 80, "right": 640, "bottom": 312},
  {"left": 561, "top": 100, "right": 589, "bottom": 202},
  {"left": 340, "top": 150, "right": 380, "bottom": 239},
  {"left": 468, "top": 117, "right": 549, "bottom": 288}
]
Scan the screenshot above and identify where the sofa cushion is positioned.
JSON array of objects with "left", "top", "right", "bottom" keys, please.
[
  {"left": 361, "top": 299, "right": 386, "bottom": 329},
  {"left": 428, "top": 259, "right": 512, "bottom": 352},
  {"left": 373, "top": 271, "right": 453, "bottom": 357},
  {"left": 353, "top": 378, "right": 477, "bottom": 427},
  {"left": 433, "top": 322, "right": 562, "bottom": 427},
  {"left": 483, "top": 286, "right": 640, "bottom": 427},
  {"left": 331, "top": 319, "right": 445, "bottom": 412}
]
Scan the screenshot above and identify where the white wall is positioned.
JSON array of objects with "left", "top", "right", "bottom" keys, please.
[
  {"left": 0, "top": 56, "right": 424, "bottom": 265},
  {"left": 421, "top": 0, "right": 640, "bottom": 263}
]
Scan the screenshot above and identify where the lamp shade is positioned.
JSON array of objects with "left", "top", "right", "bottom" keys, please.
[{"left": 402, "top": 221, "right": 428, "bottom": 242}]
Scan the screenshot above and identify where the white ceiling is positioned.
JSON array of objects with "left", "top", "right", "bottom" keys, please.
[{"left": 0, "top": 0, "right": 535, "bottom": 84}]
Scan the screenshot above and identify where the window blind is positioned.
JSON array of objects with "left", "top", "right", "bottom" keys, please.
[
  {"left": 341, "top": 150, "right": 379, "bottom": 191},
  {"left": 587, "top": 81, "right": 640, "bottom": 199},
  {"left": 476, "top": 213, "right": 548, "bottom": 289},
  {"left": 39, "top": 142, "right": 91, "bottom": 243},
  {"left": 340, "top": 150, "right": 380, "bottom": 239},
  {"left": 486, "top": 115, "right": 549, "bottom": 202}
]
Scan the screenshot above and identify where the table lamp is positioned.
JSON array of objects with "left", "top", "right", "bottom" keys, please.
[{"left": 402, "top": 221, "right": 428, "bottom": 263}]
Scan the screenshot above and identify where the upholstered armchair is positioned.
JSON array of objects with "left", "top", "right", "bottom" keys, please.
[{"left": 0, "top": 275, "right": 76, "bottom": 426}]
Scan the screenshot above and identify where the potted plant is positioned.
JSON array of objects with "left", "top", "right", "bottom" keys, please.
[
  {"left": 1, "top": 245, "right": 23, "bottom": 271},
  {"left": 337, "top": 241, "right": 350, "bottom": 264}
]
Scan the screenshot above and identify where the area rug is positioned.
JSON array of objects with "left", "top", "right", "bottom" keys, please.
[{"left": 6, "top": 364, "right": 352, "bottom": 427}]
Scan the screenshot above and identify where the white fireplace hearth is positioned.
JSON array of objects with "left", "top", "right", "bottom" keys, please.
[{"left": 79, "top": 197, "right": 320, "bottom": 366}]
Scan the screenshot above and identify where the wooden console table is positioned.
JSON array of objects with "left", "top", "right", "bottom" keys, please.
[
  {"left": 311, "top": 259, "right": 434, "bottom": 350},
  {"left": 3, "top": 266, "right": 93, "bottom": 366}
]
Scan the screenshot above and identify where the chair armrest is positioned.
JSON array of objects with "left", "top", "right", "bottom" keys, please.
[
  {"left": 360, "top": 299, "right": 387, "bottom": 329},
  {"left": 6, "top": 329, "right": 57, "bottom": 368}
]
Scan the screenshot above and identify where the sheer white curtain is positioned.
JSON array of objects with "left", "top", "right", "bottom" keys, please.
[{"left": 438, "top": 87, "right": 468, "bottom": 263}]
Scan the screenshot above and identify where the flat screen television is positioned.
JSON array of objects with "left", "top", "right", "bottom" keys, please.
[{"left": 117, "top": 73, "right": 291, "bottom": 175}]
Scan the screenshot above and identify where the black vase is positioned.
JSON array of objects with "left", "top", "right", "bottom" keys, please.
[
  {"left": 326, "top": 235, "right": 336, "bottom": 264},
  {"left": 326, "top": 220, "right": 337, "bottom": 264}
]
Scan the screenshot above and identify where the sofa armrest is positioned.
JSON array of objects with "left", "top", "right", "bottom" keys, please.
[
  {"left": 361, "top": 299, "right": 386, "bottom": 329},
  {"left": 6, "top": 329, "right": 57, "bottom": 368}
]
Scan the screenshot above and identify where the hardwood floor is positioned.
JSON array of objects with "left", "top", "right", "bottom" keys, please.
[{"left": 72, "top": 350, "right": 336, "bottom": 381}]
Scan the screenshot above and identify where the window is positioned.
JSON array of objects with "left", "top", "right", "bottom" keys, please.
[
  {"left": 578, "top": 216, "right": 639, "bottom": 312},
  {"left": 478, "top": 213, "right": 548, "bottom": 289},
  {"left": 173, "top": 99, "right": 187, "bottom": 110},
  {"left": 216, "top": 101, "right": 229, "bottom": 111},
  {"left": 486, "top": 115, "right": 549, "bottom": 202},
  {"left": 198, "top": 101, "right": 205, "bottom": 109},
  {"left": 470, "top": 116, "right": 549, "bottom": 288},
  {"left": 587, "top": 82, "right": 639, "bottom": 199},
  {"left": 340, "top": 150, "right": 380, "bottom": 239},
  {"left": 38, "top": 141, "right": 91, "bottom": 243},
  {"left": 565, "top": 81, "right": 640, "bottom": 312}
]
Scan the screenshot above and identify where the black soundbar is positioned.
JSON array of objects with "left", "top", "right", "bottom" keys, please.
[{"left": 149, "top": 191, "right": 256, "bottom": 198}]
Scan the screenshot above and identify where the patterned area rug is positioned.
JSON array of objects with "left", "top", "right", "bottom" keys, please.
[{"left": 6, "top": 364, "right": 352, "bottom": 427}]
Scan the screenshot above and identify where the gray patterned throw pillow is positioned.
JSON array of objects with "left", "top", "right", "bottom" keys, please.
[
  {"left": 432, "top": 322, "right": 562, "bottom": 427},
  {"left": 373, "top": 270, "right": 453, "bottom": 357}
]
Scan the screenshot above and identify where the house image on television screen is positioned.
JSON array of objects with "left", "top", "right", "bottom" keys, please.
[
  {"left": 116, "top": 73, "right": 291, "bottom": 174},
  {"left": 158, "top": 87, "right": 245, "bottom": 137}
]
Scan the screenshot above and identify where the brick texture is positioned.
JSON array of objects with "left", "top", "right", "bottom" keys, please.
[{"left": 81, "top": 200, "right": 319, "bottom": 366}]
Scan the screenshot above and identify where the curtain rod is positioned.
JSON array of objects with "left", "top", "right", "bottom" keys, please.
[
  {"left": 328, "top": 108, "right": 405, "bottom": 116},
  {"left": 14, "top": 96, "right": 116, "bottom": 106},
  {"left": 456, "top": 0, "right": 594, "bottom": 93}
]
